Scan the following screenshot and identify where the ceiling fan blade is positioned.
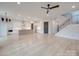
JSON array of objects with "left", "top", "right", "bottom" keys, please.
[
  {"left": 41, "top": 7, "right": 48, "bottom": 9},
  {"left": 50, "top": 5, "right": 59, "bottom": 9}
]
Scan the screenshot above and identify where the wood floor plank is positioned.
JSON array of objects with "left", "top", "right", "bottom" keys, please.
[{"left": 0, "top": 33, "right": 79, "bottom": 56}]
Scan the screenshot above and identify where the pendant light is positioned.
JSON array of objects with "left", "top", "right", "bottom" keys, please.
[{"left": 1, "top": 17, "right": 4, "bottom": 21}]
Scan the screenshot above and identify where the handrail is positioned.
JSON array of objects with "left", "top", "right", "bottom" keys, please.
[{"left": 58, "top": 19, "right": 71, "bottom": 31}]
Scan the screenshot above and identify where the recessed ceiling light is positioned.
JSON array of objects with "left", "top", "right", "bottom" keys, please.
[
  {"left": 72, "top": 5, "right": 76, "bottom": 8},
  {"left": 17, "top": 2, "right": 21, "bottom": 5}
]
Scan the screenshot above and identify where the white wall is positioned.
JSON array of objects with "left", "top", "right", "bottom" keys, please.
[
  {"left": 24, "top": 22, "right": 31, "bottom": 30},
  {"left": 0, "top": 15, "right": 15, "bottom": 36},
  {"left": 13, "top": 21, "right": 22, "bottom": 30},
  {"left": 0, "top": 21, "right": 7, "bottom": 37},
  {"left": 35, "top": 19, "right": 53, "bottom": 34},
  {"left": 35, "top": 21, "right": 43, "bottom": 34},
  {"left": 13, "top": 20, "right": 32, "bottom": 31}
]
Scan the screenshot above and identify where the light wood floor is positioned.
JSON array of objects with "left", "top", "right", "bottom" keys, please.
[{"left": 0, "top": 33, "right": 79, "bottom": 56}]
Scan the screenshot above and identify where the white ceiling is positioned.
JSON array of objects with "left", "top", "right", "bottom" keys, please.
[{"left": 0, "top": 2, "right": 79, "bottom": 21}]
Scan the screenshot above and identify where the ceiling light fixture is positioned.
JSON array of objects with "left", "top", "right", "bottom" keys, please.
[
  {"left": 17, "top": 2, "right": 21, "bottom": 5},
  {"left": 72, "top": 5, "right": 76, "bottom": 8}
]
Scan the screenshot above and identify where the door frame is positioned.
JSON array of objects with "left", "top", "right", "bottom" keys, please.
[
  {"left": 31, "top": 23, "right": 34, "bottom": 30},
  {"left": 44, "top": 21, "right": 49, "bottom": 34}
]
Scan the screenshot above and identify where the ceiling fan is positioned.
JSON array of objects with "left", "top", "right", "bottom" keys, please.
[{"left": 41, "top": 4, "right": 59, "bottom": 14}]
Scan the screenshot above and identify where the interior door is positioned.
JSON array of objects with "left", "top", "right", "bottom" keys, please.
[
  {"left": 31, "top": 23, "right": 33, "bottom": 30},
  {"left": 44, "top": 22, "right": 48, "bottom": 33}
]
